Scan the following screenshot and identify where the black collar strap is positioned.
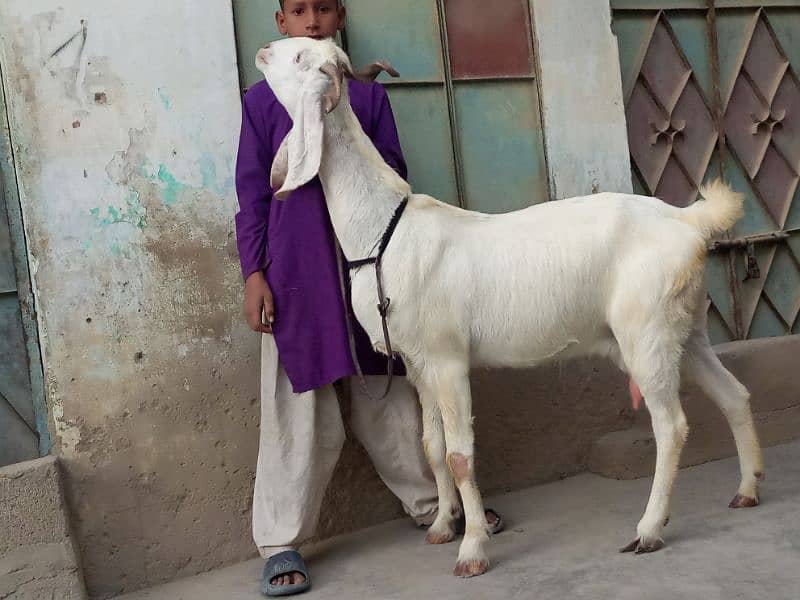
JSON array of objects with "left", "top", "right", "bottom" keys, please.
[
  {"left": 344, "top": 196, "right": 409, "bottom": 401},
  {"left": 348, "top": 197, "right": 409, "bottom": 271}
]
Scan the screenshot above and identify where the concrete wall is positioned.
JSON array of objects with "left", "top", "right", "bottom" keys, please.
[
  {"left": 0, "top": 456, "right": 86, "bottom": 599},
  {"left": 530, "top": 0, "right": 632, "bottom": 198},
  {"left": 0, "top": 2, "right": 258, "bottom": 597},
  {"left": 591, "top": 335, "right": 800, "bottom": 479}
]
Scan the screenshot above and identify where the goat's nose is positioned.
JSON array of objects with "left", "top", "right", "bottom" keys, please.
[
  {"left": 262, "top": 43, "right": 271, "bottom": 50},
  {"left": 256, "top": 45, "right": 271, "bottom": 67}
]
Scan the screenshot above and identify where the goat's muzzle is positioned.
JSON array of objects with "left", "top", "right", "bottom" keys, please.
[{"left": 255, "top": 44, "right": 271, "bottom": 68}]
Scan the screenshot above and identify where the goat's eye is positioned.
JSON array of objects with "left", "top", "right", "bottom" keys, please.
[{"left": 294, "top": 52, "right": 303, "bottom": 64}]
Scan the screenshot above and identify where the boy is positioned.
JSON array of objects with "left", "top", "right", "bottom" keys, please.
[{"left": 235, "top": 1, "right": 500, "bottom": 595}]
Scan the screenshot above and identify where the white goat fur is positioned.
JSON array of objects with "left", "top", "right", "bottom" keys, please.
[{"left": 256, "top": 38, "right": 764, "bottom": 576}]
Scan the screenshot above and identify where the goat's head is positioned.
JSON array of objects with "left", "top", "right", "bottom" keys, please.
[
  {"left": 255, "top": 37, "right": 398, "bottom": 200},
  {"left": 255, "top": 37, "right": 351, "bottom": 199}
]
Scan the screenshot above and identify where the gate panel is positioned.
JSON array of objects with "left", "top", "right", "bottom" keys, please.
[
  {"left": 346, "top": 0, "right": 549, "bottom": 212},
  {"left": 232, "top": 0, "right": 282, "bottom": 93},
  {"left": 613, "top": 1, "right": 800, "bottom": 342},
  {"left": 720, "top": 6, "right": 800, "bottom": 338},
  {"left": 344, "top": 0, "right": 460, "bottom": 204},
  {"left": 1, "top": 123, "right": 39, "bottom": 466},
  {"left": 613, "top": 6, "right": 738, "bottom": 343},
  {"left": 382, "top": 86, "right": 459, "bottom": 203},
  {"left": 445, "top": 0, "right": 548, "bottom": 212},
  {"left": 454, "top": 81, "right": 548, "bottom": 212}
]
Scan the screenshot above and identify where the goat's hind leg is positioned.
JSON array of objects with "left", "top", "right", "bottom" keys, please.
[
  {"left": 683, "top": 330, "right": 764, "bottom": 507},
  {"left": 624, "top": 378, "right": 688, "bottom": 552},
  {"left": 615, "top": 332, "right": 689, "bottom": 554}
]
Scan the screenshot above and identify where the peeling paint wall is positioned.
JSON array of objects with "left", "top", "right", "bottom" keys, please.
[
  {"left": 0, "top": 2, "right": 640, "bottom": 599},
  {"left": 0, "top": 2, "right": 259, "bottom": 597}
]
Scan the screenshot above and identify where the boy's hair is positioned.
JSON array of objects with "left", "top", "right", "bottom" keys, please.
[{"left": 279, "top": 0, "right": 341, "bottom": 9}]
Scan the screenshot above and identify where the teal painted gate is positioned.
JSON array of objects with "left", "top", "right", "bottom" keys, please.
[
  {"left": 1, "top": 78, "right": 47, "bottom": 467},
  {"left": 612, "top": 1, "right": 800, "bottom": 344},
  {"left": 233, "top": 0, "right": 550, "bottom": 213}
]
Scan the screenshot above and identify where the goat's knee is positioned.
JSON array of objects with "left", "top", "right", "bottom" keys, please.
[{"left": 446, "top": 452, "right": 473, "bottom": 486}]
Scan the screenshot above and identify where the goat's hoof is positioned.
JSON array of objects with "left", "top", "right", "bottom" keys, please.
[
  {"left": 729, "top": 493, "right": 759, "bottom": 509},
  {"left": 426, "top": 529, "right": 456, "bottom": 545},
  {"left": 453, "top": 559, "right": 489, "bottom": 578},
  {"left": 619, "top": 537, "right": 664, "bottom": 554}
]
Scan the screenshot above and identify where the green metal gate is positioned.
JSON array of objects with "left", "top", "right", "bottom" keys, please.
[
  {"left": 612, "top": 1, "right": 800, "bottom": 344},
  {"left": 233, "top": 0, "right": 550, "bottom": 213},
  {"left": 1, "top": 71, "right": 47, "bottom": 467}
]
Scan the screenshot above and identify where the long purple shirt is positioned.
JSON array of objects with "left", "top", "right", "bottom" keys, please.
[{"left": 235, "top": 79, "right": 408, "bottom": 393}]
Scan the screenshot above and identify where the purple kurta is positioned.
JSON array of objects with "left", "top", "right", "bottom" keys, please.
[{"left": 235, "top": 79, "right": 408, "bottom": 393}]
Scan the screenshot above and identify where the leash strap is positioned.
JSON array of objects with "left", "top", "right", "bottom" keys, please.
[{"left": 343, "top": 197, "right": 409, "bottom": 401}]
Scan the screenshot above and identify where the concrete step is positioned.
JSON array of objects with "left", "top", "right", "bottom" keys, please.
[
  {"left": 590, "top": 335, "right": 800, "bottom": 479},
  {"left": 0, "top": 456, "right": 86, "bottom": 599}
]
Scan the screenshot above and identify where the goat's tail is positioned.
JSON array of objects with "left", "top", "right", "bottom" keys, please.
[{"left": 678, "top": 179, "right": 744, "bottom": 239}]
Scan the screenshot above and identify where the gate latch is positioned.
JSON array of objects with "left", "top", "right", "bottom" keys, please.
[
  {"left": 744, "top": 242, "right": 760, "bottom": 281},
  {"left": 708, "top": 230, "right": 789, "bottom": 281}
]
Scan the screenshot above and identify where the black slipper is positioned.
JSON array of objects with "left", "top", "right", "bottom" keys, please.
[{"left": 261, "top": 550, "right": 311, "bottom": 597}]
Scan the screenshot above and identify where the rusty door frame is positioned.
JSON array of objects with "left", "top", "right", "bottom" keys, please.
[{"left": 0, "top": 57, "right": 50, "bottom": 456}]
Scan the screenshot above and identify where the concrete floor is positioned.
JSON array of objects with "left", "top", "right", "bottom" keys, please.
[{"left": 120, "top": 440, "right": 800, "bottom": 600}]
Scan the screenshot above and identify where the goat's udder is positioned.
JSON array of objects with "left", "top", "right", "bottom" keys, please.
[{"left": 629, "top": 378, "right": 644, "bottom": 411}]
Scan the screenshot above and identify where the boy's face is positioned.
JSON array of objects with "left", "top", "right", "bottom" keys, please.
[{"left": 276, "top": 0, "right": 346, "bottom": 40}]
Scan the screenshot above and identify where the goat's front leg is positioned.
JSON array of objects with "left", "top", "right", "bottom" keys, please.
[
  {"left": 418, "top": 387, "right": 461, "bottom": 545},
  {"left": 429, "top": 367, "right": 489, "bottom": 577}
]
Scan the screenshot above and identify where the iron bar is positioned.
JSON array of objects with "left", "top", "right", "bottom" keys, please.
[
  {"left": 436, "top": 0, "right": 467, "bottom": 209},
  {"left": 708, "top": 230, "right": 790, "bottom": 251},
  {"left": 381, "top": 74, "right": 537, "bottom": 88}
]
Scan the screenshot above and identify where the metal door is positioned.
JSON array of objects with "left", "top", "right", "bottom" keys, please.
[
  {"left": 0, "top": 75, "right": 47, "bottom": 467},
  {"left": 232, "top": 0, "right": 550, "bottom": 213},
  {"left": 612, "top": 1, "right": 800, "bottom": 343}
]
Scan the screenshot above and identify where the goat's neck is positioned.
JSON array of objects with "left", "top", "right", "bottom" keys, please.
[{"left": 318, "top": 100, "right": 410, "bottom": 262}]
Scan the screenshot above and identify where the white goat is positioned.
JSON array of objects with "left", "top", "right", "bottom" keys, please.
[{"left": 256, "top": 38, "right": 764, "bottom": 577}]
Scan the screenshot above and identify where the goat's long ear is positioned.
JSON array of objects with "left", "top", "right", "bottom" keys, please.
[
  {"left": 272, "top": 90, "right": 324, "bottom": 200},
  {"left": 270, "top": 136, "right": 289, "bottom": 195}
]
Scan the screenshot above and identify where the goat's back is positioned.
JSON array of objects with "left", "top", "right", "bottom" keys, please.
[{"left": 361, "top": 192, "right": 707, "bottom": 369}]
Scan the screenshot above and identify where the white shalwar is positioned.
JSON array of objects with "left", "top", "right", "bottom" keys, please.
[{"left": 252, "top": 335, "right": 438, "bottom": 557}]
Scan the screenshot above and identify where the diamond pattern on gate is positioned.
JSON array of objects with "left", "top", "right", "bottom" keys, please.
[
  {"left": 626, "top": 15, "right": 718, "bottom": 208},
  {"left": 722, "top": 10, "right": 800, "bottom": 336},
  {"left": 624, "top": 12, "right": 734, "bottom": 341}
]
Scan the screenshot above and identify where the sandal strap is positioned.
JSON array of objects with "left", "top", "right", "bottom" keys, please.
[
  {"left": 264, "top": 550, "right": 309, "bottom": 580},
  {"left": 454, "top": 508, "right": 505, "bottom": 535}
]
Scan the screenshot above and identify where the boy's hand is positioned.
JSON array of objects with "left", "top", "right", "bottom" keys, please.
[{"left": 244, "top": 271, "right": 275, "bottom": 334}]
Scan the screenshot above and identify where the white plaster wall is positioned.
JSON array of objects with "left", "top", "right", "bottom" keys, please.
[
  {"left": 0, "top": 2, "right": 260, "bottom": 596},
  {"left": 530, "top": 0, "right": 633, "bottom": 199}
]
